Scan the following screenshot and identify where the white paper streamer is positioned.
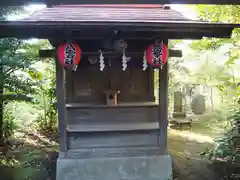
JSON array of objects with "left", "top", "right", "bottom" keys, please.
[
  {"left": 99, "top": 50, "right": 105, "bottom": 71},
  {"left": 142, "top": 51, "right": 148, "bottom": 71},
  {"left": 122, "top": 49, "right": 127, "bottom": 71}
]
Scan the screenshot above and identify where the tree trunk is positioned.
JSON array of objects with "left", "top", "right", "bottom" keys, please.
[
  {"left": 210, "top": 86, "right": 214, "bottom": 111},
  {"left": 0, "top": 59, "right": 3, "bottom": 146}
]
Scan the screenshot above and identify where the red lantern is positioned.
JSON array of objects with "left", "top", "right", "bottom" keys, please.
[
  {"left": 146, "top": 42, "right": 168, "bottom": 68},
  {"left": 57, "top": 43, "right": 81, "bottom": 71}
]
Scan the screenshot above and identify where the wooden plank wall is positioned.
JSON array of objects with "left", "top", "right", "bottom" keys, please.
[
  {"left": 66, "top": 64, "right": 154, "bottom": 103},
  {"left": 67, "top": 106, "right": 158, "bottom": 126},
  {"left": 67, "top": 130, "right": 159, "bottom": 149}
]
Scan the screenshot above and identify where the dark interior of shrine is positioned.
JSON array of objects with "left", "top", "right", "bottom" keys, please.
[{"left": 64, "top": 38, "right": 155, "bottom": 105}]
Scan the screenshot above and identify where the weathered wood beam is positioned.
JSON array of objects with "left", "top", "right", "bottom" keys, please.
[
  {"left": 39, "top": 49, "right": 182, "bottom": 58},
  {"left": 158, "top": 39, "right": 169, "bottom": 153},
  {"left": 39, "top": 49, "right": 55, "bottom": 58},
  {"left": 0, "top": 0, "right": 239, "bottom": 6},
  {"left": 55, "top": 57, "right": 68, "bottom": 155}
]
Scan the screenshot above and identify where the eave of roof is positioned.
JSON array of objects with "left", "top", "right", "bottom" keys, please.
[
  {"left": 0, "top": 20, "right": 238, "bottom": 39},
  {"left": 0, "top": 5, "right": 239, "bottom": 39}
]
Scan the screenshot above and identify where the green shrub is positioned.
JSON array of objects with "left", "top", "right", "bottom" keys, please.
[
  {"left": 2, "top": 104, "right": 18, "bottom": 140},
  {"left": 204, "top": 108, "right": 239, "bottom": 178},
  {"left": 35, "top": 103, "right": 58, "bottom": 133}
]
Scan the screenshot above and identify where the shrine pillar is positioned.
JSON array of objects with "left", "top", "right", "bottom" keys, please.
[
  {"left": 158, "top": 62, "right": 169, "bottom": 153},
  {"left": 55, "top": 58, "right": 67, "bottom": 155}
]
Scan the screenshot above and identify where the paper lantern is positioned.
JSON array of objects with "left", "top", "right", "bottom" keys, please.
[
  {"left": 146, "top": 42, "right": 168, "bottom": 68},
  {"left": 57, "top": 43, "right": 81, "bottom": 71}
]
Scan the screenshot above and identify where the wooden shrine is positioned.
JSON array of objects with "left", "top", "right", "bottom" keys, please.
[{"left": 0, "top": 3, "right": 239, "bottom": 180}]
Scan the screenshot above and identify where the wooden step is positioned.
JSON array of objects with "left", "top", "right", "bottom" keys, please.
[{"left": 67, "top": 122, "right": 159, "bottom": 132}]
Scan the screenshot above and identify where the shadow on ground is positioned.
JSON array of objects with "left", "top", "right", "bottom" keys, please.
[
  {"left": 0, "top": 130, "right": 58, "bottom": 180},
  {"left": 0, "top": 127, "right": 238, "bottom": 180},
  {"left": 169, "top": 130, "right": 217, "bottom": 180}
]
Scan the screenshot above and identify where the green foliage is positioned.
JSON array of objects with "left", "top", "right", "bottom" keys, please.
[
  {"left": 2, "top": 118, "right": 16, "bottom": 140},
  {"left": 29, "top": 61, "right": 58, "bottom": 133},
  {"left": 0, "top": 33, "right": 51, "bottom": 140},
  {"left": 0, "top": 38, "right": 43, "bottom": 141},
  {"left": 0, "top": 39, "right": 46, "bottom": 102},
  {"left": 195, "top": 5, "right": 240, "bottom": 23},
  {"left": 205, "top": 109, "right": 239, "bottom": 166},
  {"left": 2, "top": 103, "right": 18, "bottom": 140},
  {"left": 190, "top": 5, "right": 240, "bottom": 51},
  {"left": 0, "top": 7, "right": 24, "bottom": 20},
  {"left": 187, "top": 5, "right": 240, "bottom": 174},
  {"left": 0, "top": 7, "right": 54, "bottom": 141},
  {"left": 35, "top": 105, "right": 58, "bottom": 133}
]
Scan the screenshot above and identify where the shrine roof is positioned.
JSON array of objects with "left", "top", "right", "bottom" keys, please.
[
  {"left": 21, "top": 4, "right": 191, "bottom": 22},
  {"left": 0, "top": 4, "right": 239, "bottom": 39},
  {"left": 0, "top": 0, "right": 240, "bottom": 6}
]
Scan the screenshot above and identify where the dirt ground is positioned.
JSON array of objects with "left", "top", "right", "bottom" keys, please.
[
  {"left": 169, "top": 130, "right": 217, "bottom": 180},
  {"left": 0, "top": 126, "right": 237, "bottom": 180}
]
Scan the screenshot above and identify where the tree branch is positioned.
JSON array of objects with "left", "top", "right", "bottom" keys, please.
[
  {"left": 10, "top": 40, "right": 22, "bottom": 55},
  {"left": 3, "top": 67, "right": 20, "bottom": 76}
]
